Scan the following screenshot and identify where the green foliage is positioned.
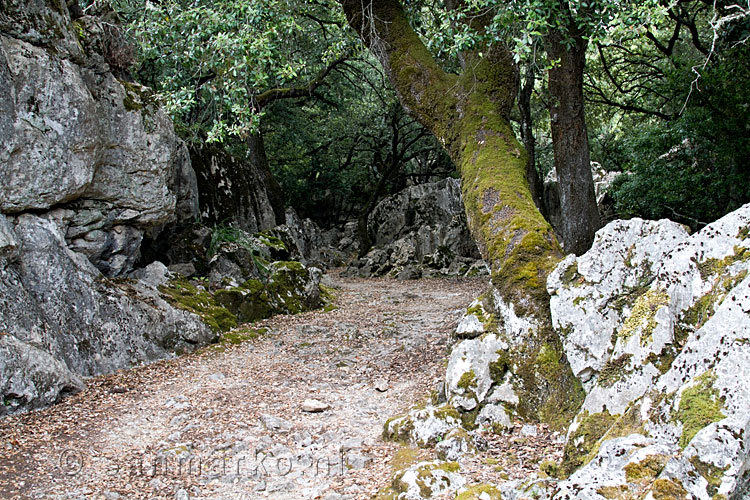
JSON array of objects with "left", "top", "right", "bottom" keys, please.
[
  {"left": 265, "top": 56, "right": 455, "bottom": 224},
  {"left": 110, "top": 0, "right": 352, "bottom": 143},
  {"left": 608, "top": 43, "right": 750, "bottom": 229}
]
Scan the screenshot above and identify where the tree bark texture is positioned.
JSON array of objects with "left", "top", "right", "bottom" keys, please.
[{"left": 546, "top": 28, "right": 601, "bottom": 255}]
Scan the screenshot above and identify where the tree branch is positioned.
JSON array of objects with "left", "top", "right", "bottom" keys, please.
[{"left": 254, "top": 53, "right": 349, "bottom": 108}]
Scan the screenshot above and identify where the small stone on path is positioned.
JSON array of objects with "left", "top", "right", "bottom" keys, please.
[
  {"left": 374, "top": 379, "right": 389, "bottom": 392},
  {"left": 301, "top": 398, "right": 330, "bottom": 413}
]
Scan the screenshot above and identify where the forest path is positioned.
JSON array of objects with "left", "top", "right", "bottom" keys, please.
[{"left": 0, "top": 273, "right": 487, "bottom": 500}]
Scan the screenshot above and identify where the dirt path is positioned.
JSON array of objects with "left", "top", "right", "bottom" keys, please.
[{"left": 0, "top": 274, "right": 487, "bottom": 500}]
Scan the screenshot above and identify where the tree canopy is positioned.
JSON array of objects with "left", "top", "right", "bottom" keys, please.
[{"left": 95, "top": 0, "right": 749, "bottom": 232}]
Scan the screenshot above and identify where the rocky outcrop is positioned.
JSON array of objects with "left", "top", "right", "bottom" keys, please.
[
  {"left": 542, "top": 203, "right": 750, "bottom": 498},
  {"left": 344, "top": 179, "right": 486, "bottom": 278},
  {"left": 1, "top": 10, "right": 198, "bottom": 276},
  {"left": 0, "top": 1, "right": 214, "bottom": 414},
  {"left": 379, "top": 204, "right": 750, "bottom": 500},
  {"left": 0, "top": 215, "right": 215, "bottom": 414},
  {"left": 189, "top": 143, "right": 284, "bottom": 234}
]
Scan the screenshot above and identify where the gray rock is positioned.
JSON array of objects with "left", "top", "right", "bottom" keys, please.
[
  {"left": 129, "top": 261, "right": 170, "bottom": 288},
  {"left": 189, "top": 144, "right": 281, "bottom": 233},
  {"left": 260, "top": 414, "right": 293, "bottom": 434},
  {"left": 390, "top": 461, "right": 466, "bottom": 500},
  {"left": 0, "top": 9, "right": 199, "bottom": 276},
  {"left": 0, "top": 334, "right": 84, "bottom": 414},
  {"left": 346, "top": 179, "right": 484, "bottom": 278},
  {"left": 0, "top": 215, "right": 215, "bottom": 413},
  {"left": 523, "top": 203, "right": 750, "bottom": 500},
  {"left": 168, "top": 263, "right": 197, "bottom": 278},
  {"left": 301, "top": 399, "right": 330, "bottom": 413}
]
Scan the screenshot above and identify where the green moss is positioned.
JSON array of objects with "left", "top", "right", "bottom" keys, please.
[
  {"left": 411, "top": 461, "right": 460, "bottom": 497},
  {"left": 489, "top": 350, "right": 511, "bottom": 384},
  {"left": 737, "top": 226, "right": 750, "bottom": 240},
  {"left": 602, "top": 402, "right": 646, "bottom": 441},
  {"left": 513, "top": 336, "right": 584, "bottom": 431},
  {"left": 618, "top": 289, "right": 670, "bottom": 344},
  {"left": 539, "top": 459, "right": 560, "bottom": 479},
  {"left": 674, "top": 372, "right": 725, "bottom": 449},
  {"left": 120, "top": 81, "right": 157, "bottom": 114},
  {"left": 214, "top": 262, "right": 320, "bottom": 322},
  {"left": 72, "top": 20, "right": 85, "bottom": 41},
  {"left": 650, "top": 478, "right": 688, "bottom": 500},
  {"left": 433, "top": 404, "right": 461, "bottom": 422},
  {"left": 457, "top": 370, "right": 478, "bottom": 391},
  {"left": 624, "top": 454, "right": 670, "bottom": 482},
  {"left": 455, "top": 484, "right": 503, "bottom": 499},
  {"left": 598, "top": 354, "right": 633, "bottom": 387},
  {"left": 696, "top": 246, "right": 750, "bottom": 280},
  {"left": 689, "top": 455, "right": 728, "bottom": 497},
  {"left": 159, "top": 279, "right": 237, "bottom": 333},
  {"left": 220, "top": 327, "right": 268, "bottom": 345},
  {"left": 383, "top": 414, "right": 415, "bottom": 444},
  {"left": 535, "top": 342, "right": 562, "bottom": 379},
  {"left": 596, "top": 486, "right": 633, "bottom": 499},
  {"left": 562, "top": 261, "right": 581, "bottom": 284},
  {"left": 561, "top": 410, "right": 618, "bottom": 476}
]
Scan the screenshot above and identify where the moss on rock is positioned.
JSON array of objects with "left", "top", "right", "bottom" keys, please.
[
  {"left": 561, "top": 410, "right": 618, "bottom": 476},
  {"left": 618, "top": 289, "right": 670, "bottom": 344},
  {"left": 650, "top": 478, "right": 688, "bottom": 500},
  {"left": 624, "top": 454, "right": 670, "bottom": 483},
  {"left": 159, "top": 279, "right": 237, "bottom": 333},
  {"left": 674, "top": 372, "right": 725, "bottom": 449},
  {"left": 455, "top": 484, "right": 503, "bottom": 499}
]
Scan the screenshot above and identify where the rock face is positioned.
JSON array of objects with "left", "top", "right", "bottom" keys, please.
[
  {"left": 379, "top": 204, "right": 750, "bottom": 500},
  {"left": 189, "top": 143, "right": 284, "bottom": 234},
  {"left": 0, "top": 1, "right": 215, "bottom": 414},
  {"left": 344, "top": 179, "right": 486, "bottom": 278},
  {"left": 0, "top": 215, "right": 215, "bottom": 414},
  {"left": 0, "top": 11, "right": 198, "bottom": 276},
  {"left": 542, "top": 203, "right": 750, "bottom": 499}
]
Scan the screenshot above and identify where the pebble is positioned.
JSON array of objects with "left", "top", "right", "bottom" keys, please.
[
  {"left": 260, "top": 413, "right": 294, "bottom": 433},
  {"left": 301, "top": 398, "right": 330, "bottom": 413},
  {"left": 374, "top": 379, "right": 389, "bottom": 392},
  {"left": 521, "top": 424, "right": 538, "bottom": 437}
]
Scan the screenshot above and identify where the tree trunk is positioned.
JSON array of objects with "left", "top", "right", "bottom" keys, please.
[
  {"left": 341, "top": 0, "right": 582, "bottom": 427},
  {"left": 546, "top": 29, "right": 601, "bottom": 255}
]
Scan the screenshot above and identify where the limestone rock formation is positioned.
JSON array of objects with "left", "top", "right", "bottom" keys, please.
[
  {"left": 0, "top": 11, "right": 198, "bottom": 276},
  {"left": 0, "top": 1, "right": 213, "bottom": 414},
  {"left": 381, "top": 204, "right": 750, "bottom": 500},
  {"left": 344, "top": 179, "right": 487, "bottom": 278},
  {"left": 0, "top": 215, "right": 215, "bottom": 414}
]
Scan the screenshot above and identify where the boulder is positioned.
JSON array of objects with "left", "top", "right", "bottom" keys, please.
[
  {"left": 344, "top": 179, "right": 486, "bottom": 277},
  {"left": 0, "top": 215, "right": 216, "bottom": 414},
  {"left": 520, "top": 203, "right": 750, "bottom": 498},
  {"left": 189, "top": 143, "right": 283, "bottom": 234}
]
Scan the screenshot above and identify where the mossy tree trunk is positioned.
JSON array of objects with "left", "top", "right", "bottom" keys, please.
[
  {"left": 340, "top": 0, "right": 561, "bottom": 312},
  {"left": 340, "top": 0, "right": 583, "bottom": 428}
]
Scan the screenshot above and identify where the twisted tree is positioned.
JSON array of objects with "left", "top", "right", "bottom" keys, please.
[{"left": 339, "top": 0, "right": 582, "bottom": 426}]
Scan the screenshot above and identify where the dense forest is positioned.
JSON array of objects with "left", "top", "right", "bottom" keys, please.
[
  {"left": 79, "top": 0, "right": 749, "bottom": 240},
  {"left": 2, "top": 1, "right": 750, "bottom": 498}
]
